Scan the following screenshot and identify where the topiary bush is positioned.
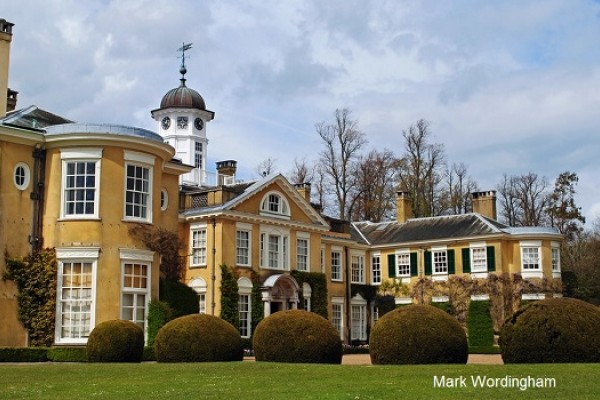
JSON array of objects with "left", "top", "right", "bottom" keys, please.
[
  {"left": 154, "top": 314, "right": 243, "bottom": 362},
  {"left": 467, "top": 300, "right": 494, "bottom": 347},
  {"left": 253, "top": 310, "right": 342, "bottom": 364},
  {"left": 86, "top": 320, "right": 144, "bottom": 363},
  {"left": 369, "top": 304, "right": 468, "bottom": 364},
  {"left": 499, "top": 297, "right": 600, "bottom": 363}
]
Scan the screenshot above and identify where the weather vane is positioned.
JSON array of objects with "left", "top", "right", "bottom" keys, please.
[{"left": 177, "top": 42, "right": 193, "bottom": 79}]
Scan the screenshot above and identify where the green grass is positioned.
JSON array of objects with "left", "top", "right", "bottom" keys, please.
[{"left": 0, "top": 362, "right": 597, "bottom": 399}]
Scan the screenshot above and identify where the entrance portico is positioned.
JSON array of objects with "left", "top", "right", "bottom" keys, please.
[{"left": 261, "top": 274, "right": 300, "bottom": 317}]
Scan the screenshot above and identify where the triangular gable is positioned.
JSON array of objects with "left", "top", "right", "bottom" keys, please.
[{"left": 222, "top": 174, "right": 330, "bottom": 228}]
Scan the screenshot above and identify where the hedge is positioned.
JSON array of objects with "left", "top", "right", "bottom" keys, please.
[{"left": 467, "top": 300, "right": 494, "bottom": 347}]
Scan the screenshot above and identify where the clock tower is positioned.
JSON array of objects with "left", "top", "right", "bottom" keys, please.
[{"left": 151, "top": 43, "right": 214, "bottom": 186}]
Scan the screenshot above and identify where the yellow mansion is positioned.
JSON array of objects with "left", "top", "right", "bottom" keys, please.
[{"left": 0, "top": 19, "right": 562, "bottom": 347}]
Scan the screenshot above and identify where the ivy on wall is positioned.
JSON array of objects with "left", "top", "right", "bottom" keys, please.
[
  {"left": 128, "top": 224, "right": 183, "bottom": 281},
  {"left": 3, "top": 249, "right": 57, "bottom": 346},
  {"left": 220, "top": 264, "right": 239, "bottom": 328},
  {"left": 467, "top": 300, "right": 494, "bottom": 346},
  {"left": 290, "top": 271, "right": 328, "bottom": 318},
  {"left": 250, "top": 270, "right": 264, "bottom": 334}
]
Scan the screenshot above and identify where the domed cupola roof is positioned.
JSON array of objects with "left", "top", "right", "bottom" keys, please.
[{"left": 160, "top": 78, "right": 206, "bottom": 110}]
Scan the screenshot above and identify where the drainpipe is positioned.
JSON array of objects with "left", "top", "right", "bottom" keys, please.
[
  {"left": 29, "top": 145, "right": 46, "bottom": 254},
  {"left": 211, "top": 217, "right": 217, "bottom": 315}
]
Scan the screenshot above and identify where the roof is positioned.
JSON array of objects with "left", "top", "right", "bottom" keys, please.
[
  {"left": 352, "top": 213, "right": 562, "bottom": 246},
  {"left": 159, "top": 79, "right": 206, "bottom": 110},
  {"left": 1, "top": 105, "right": 73, "bottom": 130},
  {"left": 45, "top": 123, "right": 164, "bottom": 143}
]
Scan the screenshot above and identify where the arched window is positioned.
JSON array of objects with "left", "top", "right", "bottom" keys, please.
[
  {"left": 238, "top": 277, "right": 253, "bottom": 338},
  {"left": 189, "top": 277, "right": 207, "bottom": 314},
  {"left": 303, "top": 282, "right": 312, "bottom": 312},
  {"left": 260, "top": 191, "right": 290, "bottom": 218}
]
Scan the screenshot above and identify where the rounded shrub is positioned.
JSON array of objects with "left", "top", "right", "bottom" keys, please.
[
  {"left": 86, "top": 320, "right": 144, "bottom": 362},
  {"left": 253, "top": 310, "right": 342, "bottom": 364},
  {"left": 154, "top": 314, "right": 243, "bottom": 362},
  {"left": 499, "top": 297, "right": 600, "bottom": 363},
  {"left": 369, "top": 304, "right": 468, "bottom": 364}
]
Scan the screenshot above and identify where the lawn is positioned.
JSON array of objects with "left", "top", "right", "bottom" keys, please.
[{"left": 0, "top": 362, "right": 597, "bottom": 399}]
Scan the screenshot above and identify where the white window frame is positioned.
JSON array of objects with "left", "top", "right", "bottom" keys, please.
[
  {"left": 60, "top": 148, "right": 102, "bottom": 220},
  {"left": 190, "top": 223, "right": 208, "bottom": 267},
  {"left": 331, "top": 247, "right": 343, "bottom": 281},
  {"left": 470, "top": 242, "right": 488, "bottom": 273},
  {"left": 55, "top": 247, "right": 100, "bottom": 345},
  {"left": 160, "top": 188, "right": 169, "bottom": 211},
  {"left": 120, "top": 250, "right": 152, "bottom": 337},
  {"left": 236, "top": 223, "right": 252, "bottom": 267},
  {"left": 520, "top": 241, "right": 543, "bottom": 278},
  {"left": 331, "top": 298, "right": 344, "bottom": 340},
  {"left": 238, "top": 277, "right": 253, "bottom": 339},
  {"left": 320, "top": 245, "right": 326, "bottom": 274},
  {"left": 351, "top": 252, "right": 365, "bottom": 284},
  {"left": 259, "top": 191, "right": 291, "bottom": 219},
  {"left": 14, "top": 162, "right": 31, "bottom": 190},
  {"left": 259, "top": 225, "right": 290, "bottom": 270},
  {"left": 371, "top": 253, "right": 381, "bottom": 285},
  {"left": 189, "top": 277, "right": 207, "bottom": 314},
  {"left": 351, "top": 295, "right": 367, "bottom": 341},
  {"left": 396, "top": 250, "right": 411, "bottom": 278},
  {"left": 296, "top": 232, "right": 310, "bottom": 272},
  {"left": 123, "top": 151, "right": 154, "bottom": 223},
  {"left": 432, "top": 246, "right": 448, "bottom": 275},
  {"left": 551, "top": 241, "right": 561, "bottom": 278}
]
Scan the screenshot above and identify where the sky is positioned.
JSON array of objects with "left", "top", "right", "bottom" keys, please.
[{"left": 4, "top": 0, "right": 600, "bottom": 225}]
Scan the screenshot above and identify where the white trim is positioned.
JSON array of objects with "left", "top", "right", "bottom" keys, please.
[
  {"left": 123, "top": 150, "right": 155, "bottom": 166},
  {"left": 123, "top": 160, "right": 153, "bottom": 223},
  {"left": 371, "top": 252, "right": 382, "bottom": 285},
  {"left": 330, "top": 248, "right": 343, "bottom": 282},
  {"left": 160, "top": 188, "right": 169, "bottom": 211},
  {"left": 235, "top": 226, "right": 252, "bottom": 267},
  {"left": 522, "top": 293, "right": 545, "bottom": 301},
  {"left": 351, "top": 293, "right": 367, "bottom": 305},
  {"left": 350, "top": 252, "right": 365, "bottom": 284},
  {"left": 237, "top": 277, "right": 253, "bottom": 294},
  {"left": 13, "top": 162, "right": 31, "bottom": 190},
  {"left": 432, "top": 296, "right": 449, "bottom": 303},
  {"left": 60, "top": 157, "right": 102, "bottom": 220},
  {"left": 189, "top": 277, "right": 207, "bottom": 292},
  {"left": 60, "top": 147, "right": 103, "bottom": 160},
  {"left": 520, "top": 240, "right": 542, "bottom": 247},
  {"left": 469, "top": 241, "right": 487, "bottom": 248},
  {"left": 259, "top": 190, "right": 291, "bottom": 219},
  {"left": 395, "top": 297, "right": 412, "bottom": 305},
  {"left": 236, "top": 222, "right": 253, "bottom": 231},
  {"left": 259, "top": 225, "right": 290, "bottom": 271},
  {"left": 56, "top": 247, "right": 101, "bottom": 259},
  {"left": 395, "top": 250, "right": 411, "bottom": 278},
  {"left": 470, "top": 294, "right": 490, "bottom": 301},
  {"left": 119, "top": 248, "right": 154, "bottom": 262},
  {"left": 190, "top": 226, "right": 208, "bottom": 267}
]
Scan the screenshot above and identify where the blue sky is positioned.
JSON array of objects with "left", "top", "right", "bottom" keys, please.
[{"left": 4, "top": 0, "right": 600, "bottom": 224}]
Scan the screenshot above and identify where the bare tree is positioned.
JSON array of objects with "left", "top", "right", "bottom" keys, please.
[
  {"left": 316, "top": 108, "right": 367, "bottom": 220},
  {"left": 254, "top": 157, "right": 278, "bottom": 178},
  {"left": 287, "top": 157, "right": 314, "bottom": 185},
  {"left": 546, "top": 171, "right": 585, "bottom": 240},
  {"left": 349, "top": 149, "right": 397, "bottom": 222},
  {"left": 496, "top": 172, "right": 549, "bottom": 226},
  {"left": 444, "top": 163, "right": 479, "bottom": 215},
  {"left": 396, "top": 119, "right": 445, "bottom": 218}
]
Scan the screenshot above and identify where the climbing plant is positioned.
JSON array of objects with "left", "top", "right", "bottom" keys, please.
[
  {"left": 128, "top": 224, "right": 183, "bottom": 281},
  {"left": 250, "top": 270, "right": 264, "bottom": 335},
  {"left": 3, "top": 249, "right": 57, "bottom": 346},
  {"left": 290, "top": 271, "right": 328, "bottom": 318},
  {"left": 220, "top": 264, "right": 239, "bottom": 328}
]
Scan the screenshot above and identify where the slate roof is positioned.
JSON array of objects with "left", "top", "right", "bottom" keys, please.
[{"left": 352, "top": 213, "right": 509, "bottom": 245}]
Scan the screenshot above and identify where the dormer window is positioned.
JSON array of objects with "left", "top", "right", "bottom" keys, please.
[{"left": 260, "top": 191, "right": 290, "bottom": 219}]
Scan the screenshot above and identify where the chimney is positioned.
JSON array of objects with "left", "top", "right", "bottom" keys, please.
[
  {"left": 472, "top": 190, "right": 497, "bottom": 220},
  {"left": 396, "top": 191, "right": 413, "bottom": 223},
  {"left": 216, "top": 160, "right": 237, "bottom": 185},
  {"left": 294, "top": 182, "right": 311, "bottom": 202},
  {"left": 0, "top": 19, "right": 14, "bottom": 118}
]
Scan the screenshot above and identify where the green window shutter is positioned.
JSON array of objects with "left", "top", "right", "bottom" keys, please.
[
  {"left": 462, "top": 248, "right": 471, "bottom": 273},
  {"left": 487, "top": 246, "right": 496, "bottom": 272},
  {"left": 448, "top": 249, "right": 455, "bottom": 274},
  {"left": 424, "top": 251, "right": 432, "bottom": 275},
  {"left": 410, "top": 252, "right": 418, "bottom": 276},
  {"left": 387, "top": 254, "right": 396, "bottom": 278}
]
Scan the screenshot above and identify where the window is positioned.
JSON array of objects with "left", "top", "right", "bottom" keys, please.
[
  {"left": 471, "top": 247, "right": 487, "bottom": 272},
  {"left": 396, "top": 253, "right": 411, "bottom": 277},
  {"left": 371, "top": 254, "right": 381, "bottom": 284},
  {"left": 520, "top": 241, "right": 542, "bottom": 278},
  {"left": 433, "top": 249, "right": 448, "bottom": 274},
  {"left": 14, "top": 162, "right": 30, "bottom": 190},
  {"left": 120, "top": 249, "right": 153, "bottom": 336},
  {"left": 320, "top": 246, "right": 326, "bottom": 273},
  {"left": 331, "top": 249, "right": 342, "bottom": 281},
  {"left": 194, "top": 142, "right": 202, "bottom": 168},
  {"left": 191, "top": 227, "right": 207, "bottom": 267},
  {"left": 260, "top": 191, "right": 290, "bottom": 218},
  {"left": 351, "top": 254, "right": 365, "bottom": 283},
  {"left": 331, "top": 299, "right": 344, "bottom": 339},
  {"left": 259, "top": 227, "right": 289, "bottom": 270},
  {"left": 236, "top": 228, "right": 251, "bottom": 266},
  {"left": 189, "top": 278, "right": 207, "bottom": 314},
  {"left": 160, "top": 188, "right": 168, "bottom": 211},
  {"left": 238, "top": 278, "right": 252, "bottom": 338},
  {"left": 122, "top": 262, "right": 149, "bottom": 332},
  {"left": 124, "top": 151, "right": 154, "bottom": 222},
  {"left": 303, "top": 282, "right": 312, "bottom": 312},
  {"left": 351, "top": 304, "right": 367, "bottom": 341},
  {"left": 60, "top": 148, "right": 102, "bottom": 219},
  {"left": 296, "top": 234, "right": 309, "bottom": 271},
  {"left": 55, "top": 247, "right": 99, "bottom": 344},
  {"left": 552, "top": 242, "right": 561, "bottom": 275}
]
